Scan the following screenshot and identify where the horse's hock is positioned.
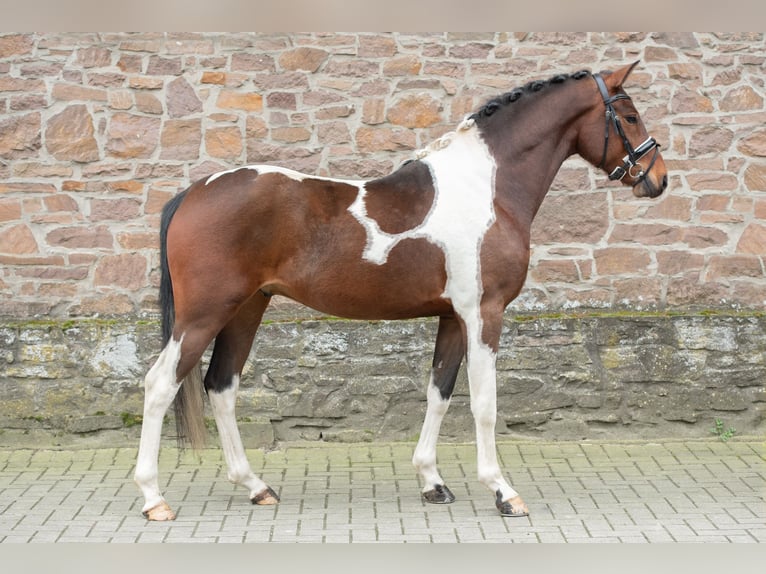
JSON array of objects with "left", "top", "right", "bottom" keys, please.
[{"left": 0, "top": 311, "right": 763, "bottom": 447}]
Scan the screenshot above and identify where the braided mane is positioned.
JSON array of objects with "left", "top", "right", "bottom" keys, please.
[
  {"left": 469, "top": 69, "right": 591, "bottom": 122},
  {"left": 413, "top": 69, "right": 592, "bottom": 160}
]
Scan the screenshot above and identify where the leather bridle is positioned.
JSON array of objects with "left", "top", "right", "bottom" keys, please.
[{"left": 593, "top": 73, "right": 659, "bottom": 185}]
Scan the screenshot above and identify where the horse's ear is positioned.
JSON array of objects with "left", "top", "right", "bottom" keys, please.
[{"left": 611, "top": 61, "right": 640, "bottom": 88}]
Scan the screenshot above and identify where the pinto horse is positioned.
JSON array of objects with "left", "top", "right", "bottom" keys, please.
[{"left": 135, "top": 62, "right": 668, "bottom": 521}]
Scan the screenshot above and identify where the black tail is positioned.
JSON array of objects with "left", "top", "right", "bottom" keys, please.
[
  {"left": 159, "top": 189, "right": 207, "bottom": 450},
  {"left": 159, "top": 191, "right": 186, "bottom": 346}
]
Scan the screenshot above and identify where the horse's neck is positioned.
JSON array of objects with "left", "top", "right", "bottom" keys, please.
[{"left": 481, "top": 92, "right": 592, "bottom": 228}]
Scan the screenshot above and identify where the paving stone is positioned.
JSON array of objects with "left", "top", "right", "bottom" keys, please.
[{"left": 1, "top": 439, "right": 764, "bottom": 543}]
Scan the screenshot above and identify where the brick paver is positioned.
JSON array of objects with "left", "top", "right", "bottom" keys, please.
[{"left": 0, "top": 439, "right": 763, "bottom": 543}]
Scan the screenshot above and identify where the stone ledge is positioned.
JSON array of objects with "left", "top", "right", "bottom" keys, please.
[{"left": 0, "top": 310, "right": 764, "bottom": 448}]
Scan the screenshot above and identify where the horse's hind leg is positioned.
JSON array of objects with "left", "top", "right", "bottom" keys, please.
[
  {"left": 413, "top": 315, "right": 465, "bottom": 504},
  {"left": 206, "top": 292, "right": 279, "bottom": 506},
  {"left": 134, "top": 327, "right": 216, "bottom": 521}
]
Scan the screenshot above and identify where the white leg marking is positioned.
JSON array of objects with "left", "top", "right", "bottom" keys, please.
[
  {"left": 208, "top": 376, "right": 270, "bottom": 500},
  {"left": 466, "top": 341, "right": 518, "bottom": 502},
  {"left": 412, "top": 382, "right": 451, "bottom": 492},
  {"left": 134, "top": 336, "right": 184, "bottom": 515}
]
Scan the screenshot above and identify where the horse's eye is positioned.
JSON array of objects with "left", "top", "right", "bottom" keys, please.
[{"left": 625, "top": 115, "right": 638, "bottom": 125}]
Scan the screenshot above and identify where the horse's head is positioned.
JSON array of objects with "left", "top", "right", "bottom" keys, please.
[{"left": 578, "top": 61, "right": 668, "bottom": 199}]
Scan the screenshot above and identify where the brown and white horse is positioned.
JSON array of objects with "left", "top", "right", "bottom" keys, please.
[{"left": 135, "top": 62, "right": 668, "bottom": 521}]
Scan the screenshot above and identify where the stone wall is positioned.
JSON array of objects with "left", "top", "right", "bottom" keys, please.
[
  {"left": 1, "top": 33, "right": 765, "bottom": 445},
  {"left": 0, "top": 32, "right": 765, "bottom": 316},
  {"left": 0, "top": 312, "right": 763, "bottom": 448}
]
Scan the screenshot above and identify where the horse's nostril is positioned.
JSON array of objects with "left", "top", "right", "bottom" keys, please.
[{"left": 662, "top": 174, "right": 668, "bottom": 191}]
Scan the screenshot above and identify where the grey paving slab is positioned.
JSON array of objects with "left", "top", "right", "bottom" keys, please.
[{"left": 0, "top": 439, "right": 763, "bottom": 543}]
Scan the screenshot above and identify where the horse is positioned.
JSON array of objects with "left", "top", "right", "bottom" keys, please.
[{"left": 134, "top": 61, "right": 668, "bottom": 521}]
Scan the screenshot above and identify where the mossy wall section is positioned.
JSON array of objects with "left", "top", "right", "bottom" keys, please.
[{"left": 0, "top": 312, "right": 763, "bottom": 448}]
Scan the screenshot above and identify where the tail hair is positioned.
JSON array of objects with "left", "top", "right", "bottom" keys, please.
[{"left": 159, "top": 190, "right": 207, "bottom": 451}]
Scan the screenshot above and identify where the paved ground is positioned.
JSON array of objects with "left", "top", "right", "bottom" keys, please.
[{"left": 0, "top": 439, "right": 763, "bottom": 543}]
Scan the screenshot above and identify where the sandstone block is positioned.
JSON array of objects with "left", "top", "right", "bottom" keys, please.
[
  {"left": 266, "top": 92, "right": 296, "bottom": 110},
  {"left": 644, "top": 46, "right": 676, "bottom": 61},
  {"left": 0, "top": 224, "right": 38, "bottom": 254},
  {"left": 271, "top": 127, "right": 311, "bottom": 143},
  {"left": 668, "top": 63, "right": 703, "bottom": 81},
  {"left": 201, "top": 71, "right": 225, "bottom": 84},
  {"left": 671, "top": 87, "right": 713, "bottom": 114},
  {"left": 593, "top": 247, "right": 650, "bottom": 275},
  {"left": 449, "top": 43, "right": 494, "bottom": 59},
  {"left": 688, "top": 126, "right": 734, "bottom": 155},
  {"left": 160, "top": 119, "right": 202, "bottom": 160},
  {"left": 0, "top": 34, "right": 34, "bottom": 57},
  {"left": 166, "top": 77, "right": 202, "bottom": 118},
  {"left": 657, "top": 251, "right": 704, "bottom": 276},
  {"left": 0, "top": 200, "right": 22, "bottom": 223},
  {"left": 609, "top": 223, "right": 683, "bottom": 245},
  {"left": 51, "top": 83, "right": 107, "bottom": 102},
  {"left": 90, "top": 198, "right": 142, "bottom": 221},
  {"left": 738, "top": 129, "right": 766, "bottom": 157},
  {"left": 530, "top": 259, "right": 579, "bottom": 282},
  {"left": 720, "top": 86, "right": 763, "bottom": 112},
  {"left": 317, "top": 122, "right": 351, "bottom": 145},
  {"left": 387, "top": 94, "right": 442, "bottom": 128},
  {"left": 383, "top": 56, "right": 421, "bottom": 76},
  {"left": 686, "top": 172, "right": 738, "bottom": 191},
  {"left": 94, "top": 253, "right": 147, "bottom": 290},
  {"left": 146, "top": 55, "right": 182, "bottom": 76},
  {"left": 76, "top": 46, "right": 111, "bottom": 68},
  {"left": 531, "top": 193, "right": 608, "bottom": 244},
  {"left": 10, "top": 94, "right": 48, "bottom": 111},
  {"left": 106, "top": 113, "right": 160, "bottom": 159},
  {"left": 135, "top": 92, "right": 163, "bottom": 114},
  {"left": 737, "top": 223, "right": 766, "bottom": 255},
  {"left": 745, "top": 164, "right": 766, "bottom": 192},
  {"left": 362, "top": 99, "right": 386, "bottom": 125},
  {"left": 45, "top": 225, "right": 113, "bottom": 249},
  {"left": 358, "top": 35, "right": 397, "bottom": 58},
  {"left": 45, "top": 104, "right": 99, "bottom": 162},
  {"left": 108, "top": 90, "right": 133, "bottom": 110},
  {"left": 355, "top": 127, "right": 416, "bottom": 153},
  {"left": 231, "top": 53, "right": 275, "bottom": 72},
  {"left": 216, "top": 91, "right": 263, "bottom": 112},
  {"left": 278, "top": 48, "right": 328, "bottom": 72},
  {"left": 205, "top": 126, "right": 243, "bottom": 159},
  {"left": 72, "top": 293, "right": 134, "bottom": 315},
  {"left": 706, "top": 255, "right": 762, "bottom": 279},
  {"left": 0, "top": 112, "right": 41, "bottom": 158}
]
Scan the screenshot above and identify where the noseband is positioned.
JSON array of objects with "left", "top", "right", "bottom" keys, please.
[{"left": 593, "top": 73, "right": 659, "bottom": 185}]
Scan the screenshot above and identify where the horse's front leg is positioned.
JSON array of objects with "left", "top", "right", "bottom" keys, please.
[
  {"left": 465, "top": 312, "right": 529, "bottom": 518},
  {"left": 412, "top": 315, "right": 465, "bottom": 504}
]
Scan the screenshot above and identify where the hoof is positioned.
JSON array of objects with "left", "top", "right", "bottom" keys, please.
[
  {"left": 495, "top": 491, "right": 529, "bottom": 517},
  {"left": 142, "top": 501, "right": 176, "bottom": 521},
  {"left": 422, "top": 484, "right": 456, "bottom": 504},
  {"left": 251, "top": 486, "right": 280, "bottom": 505}
]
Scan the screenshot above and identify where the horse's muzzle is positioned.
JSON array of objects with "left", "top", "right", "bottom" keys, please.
[{"left": 633, "top": 172, "right": 668, "bottom": 199}]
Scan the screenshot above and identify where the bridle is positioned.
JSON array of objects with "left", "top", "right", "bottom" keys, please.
[{"left": 593, "top": 73, "right": 659, "bottom": 185}]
